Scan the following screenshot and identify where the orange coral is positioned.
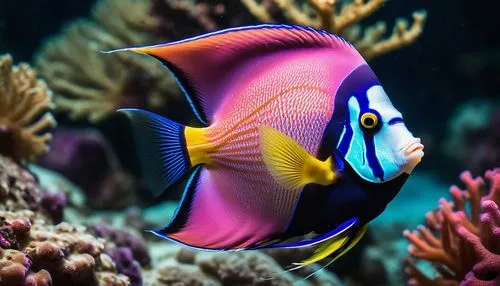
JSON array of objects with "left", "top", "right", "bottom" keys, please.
[
  {"left": 403, "top": 169, "right": 500, "bottom": 285},
  {"left": 0, "top": 55, "right": 56, "bottom": 162},
  {"left": 241, "top": 0, "right": 427, "bottom": 60}
]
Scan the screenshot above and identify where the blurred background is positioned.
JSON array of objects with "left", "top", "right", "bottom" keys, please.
[{"left": 0, "top": 1, "right": 498, "bottom": 285}]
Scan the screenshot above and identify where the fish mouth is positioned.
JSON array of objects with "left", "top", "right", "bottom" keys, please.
[
  {"left": 401, "top": 138, "right": 424, "bottom": 174},
  {"left": 404, "top": 141, "right": 424, "bottom": 156}
]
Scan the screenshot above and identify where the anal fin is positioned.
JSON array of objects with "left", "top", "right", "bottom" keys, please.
[{"left": 294, "top": 224, "right": 369, "bottom": 267}]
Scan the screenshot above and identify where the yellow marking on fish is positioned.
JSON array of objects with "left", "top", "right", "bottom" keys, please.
[
  {"left": 185, "top": 127, "right": 217, "bottom": 166},
  {"left": 259, "top": 126, "right": 339, "bottom": 191},
  {"left": 297, "top": 224, "right": 369, "bottom": 267}
]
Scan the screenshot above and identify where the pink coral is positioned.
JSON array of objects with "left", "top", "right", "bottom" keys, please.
[{"left": 403, "top": 169, "right": 500, "bottom": 285}]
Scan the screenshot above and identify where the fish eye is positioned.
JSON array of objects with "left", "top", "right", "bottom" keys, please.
[{"left": 360, "top": 112, "right": 380, "bottom": 130}]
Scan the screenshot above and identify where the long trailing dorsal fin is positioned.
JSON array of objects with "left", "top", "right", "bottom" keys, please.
[{"left": 105, "top": 24, "right": 364, "bottom": 125}]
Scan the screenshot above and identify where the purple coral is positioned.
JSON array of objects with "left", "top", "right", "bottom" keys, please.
[
  {"left": 462, "top": 200, "right": 500, "bottom": 284},
  {"left": 38, "top": 128, "right": 137, "bottom": 209},
  {"left": 88, "top": 221, "right": 149, "bottom": 285},
  {"left": 88, "top": 220, "right": 150, "bottom": 267},
  {"left": 107, "top": 247, "right": 142, "bottom": 286},
  {"left": 40, "top": 191, "right": 67, "bottom": 224},
  {"left": 404, "top": 168, "right": 500, "bottom": 285}
]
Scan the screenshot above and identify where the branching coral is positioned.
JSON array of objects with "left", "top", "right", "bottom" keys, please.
[
  {"left": 0, "top": 55, "right": 56, "bottom": 162},
  {"left": 403, "top": 169, "right": 500, "bottom": 285},
  {"left": 35, "top": 0, "right": 179, "bottom": 123},
  {"left": 241, "top": 0, "right": 427, "bottom": 60}
]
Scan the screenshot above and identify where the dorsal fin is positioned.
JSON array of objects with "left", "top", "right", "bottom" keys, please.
[{"left": 105, "top": 24, "right": 364, "bottom": 125}]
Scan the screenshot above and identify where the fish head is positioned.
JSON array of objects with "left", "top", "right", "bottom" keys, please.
[{"left": 329, "top": 65, "right": 424, "bottom": 183}]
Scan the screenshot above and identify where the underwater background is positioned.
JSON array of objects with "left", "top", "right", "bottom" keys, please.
[{"left": 0, "top": 0, "right": 499, "bottom": 285}]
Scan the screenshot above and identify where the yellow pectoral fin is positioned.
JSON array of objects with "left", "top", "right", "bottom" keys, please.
[
  {"left": 296, "top": 224, "right": 369, "bottom": 267},
  {"left": 258, "top": 126, "right": 339, "bottom": 191}
]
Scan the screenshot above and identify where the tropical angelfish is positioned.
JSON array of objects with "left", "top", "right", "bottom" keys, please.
[{"left": 108, "top": 24, "right": 424, "bottom": 268}]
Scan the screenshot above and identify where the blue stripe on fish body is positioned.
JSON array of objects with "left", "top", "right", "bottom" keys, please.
[
  {"left": 338, "top": 124, "right": 353, "bottom": 155},
  {"left": 363, "top": 133, "right": 385, "bottom": 181}
]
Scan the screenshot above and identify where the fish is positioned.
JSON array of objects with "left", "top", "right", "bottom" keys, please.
[{"left": 108, "top": 24, "right": 424, "bottom": 270}]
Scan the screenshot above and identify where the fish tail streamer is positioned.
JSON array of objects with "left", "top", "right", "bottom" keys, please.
[{"left": 118, "top": 108, "right": 192, "bottom": 197}]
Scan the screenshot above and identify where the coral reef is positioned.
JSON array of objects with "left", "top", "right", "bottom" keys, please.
[
  {"left": 0, "top": 154, "right": 130, "bottom": 286},
  {"left": 107, "top": 248, "right": 143, "bottom": 286},
  {"left": 0, "top": 54, "right": 56, "bottom": 162},
  {"left": 241, "top": 0, "right": 427, "bottom": 60},
  {"left": 39, "top": 129, "right": 138, "bottom": 210},
  {"left": 35, "top": 0, "right": 179, "bottom": 123},
  {"left": 0, "top": 152, "right": 46, "bottom": 215},
  {"left": 404, "top": 169, "right": 500, "bottom": 285},
  {"left": 442, "top": 99, "right": 500, "bottom": 174},
  {"left": 0, "top": 214, "right": 130, "bottom": 286},
  {"left": 40, "top": 190, "right": 67, "bottom": 224},
  {"left": 88, "top": 220, "right": 151, "bottom": 267},
  {"left": 145, "top": 243, "right": 345, "bottom": 285}
]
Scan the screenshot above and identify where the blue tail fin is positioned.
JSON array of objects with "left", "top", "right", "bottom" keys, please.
[{"left": 119, "top": 109, "right": 190, "bottom": 196}]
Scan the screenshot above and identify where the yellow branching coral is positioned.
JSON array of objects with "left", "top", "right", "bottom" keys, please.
[
  {"left": 241, "top": 0, "right": 427, "bottom": 60},
  {"left": 35, "top": 0, "right": 178, "bottom": 123},
  {"left": 0, "top": 55, "right": 57, "bottom": 162}
]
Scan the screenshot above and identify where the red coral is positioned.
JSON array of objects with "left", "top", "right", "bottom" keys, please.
[{"left": 403, "top": 169, "right": 500, "bottom": 285}]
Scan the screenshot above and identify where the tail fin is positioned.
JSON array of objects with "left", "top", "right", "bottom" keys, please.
[{"left": 119, "top": 109, "right": 190, "bottom": 196}]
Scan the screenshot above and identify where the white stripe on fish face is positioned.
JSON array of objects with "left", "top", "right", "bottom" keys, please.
[{"left": 342, "top": 96, "right": 373, "bottom": 181}]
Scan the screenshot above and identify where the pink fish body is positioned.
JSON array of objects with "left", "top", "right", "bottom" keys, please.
[{"left": 180, "top": 49, "right": 364, "bottom": 248}]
